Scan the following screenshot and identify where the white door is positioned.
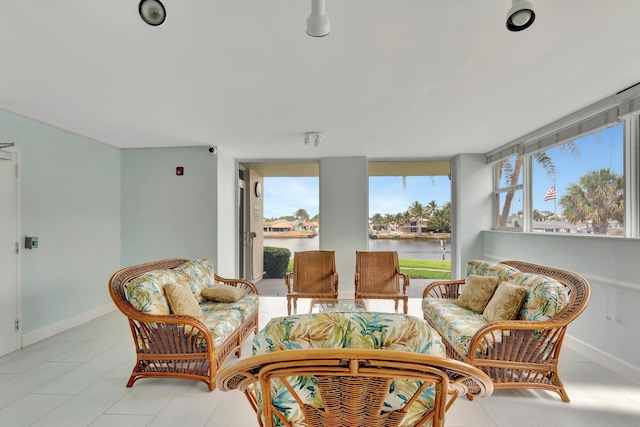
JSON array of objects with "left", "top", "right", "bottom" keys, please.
[{"left": 0, "top": 150, "right": 20, "bottom": 356}]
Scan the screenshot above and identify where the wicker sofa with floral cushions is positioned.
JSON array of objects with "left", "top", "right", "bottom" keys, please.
[
  {"left": 217, "top": 312, "right": 493, "bottom": 427},
  {"left": 108, "top": 258, "right": 259, "bottom": 391},
  {"left": 422, "top": 259, "right": 591, "bottom": 402}
]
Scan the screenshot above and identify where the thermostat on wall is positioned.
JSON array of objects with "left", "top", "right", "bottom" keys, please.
[{"left": 25, "top": 236, "right": 38, "bottom": 249}]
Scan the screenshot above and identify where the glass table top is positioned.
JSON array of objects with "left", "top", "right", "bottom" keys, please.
[{"left": 308, "top": 298, "right": 367, "bottom": 313}]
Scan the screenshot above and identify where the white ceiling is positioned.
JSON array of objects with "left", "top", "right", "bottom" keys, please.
[{"left": 2, "top": 1, "right": 640, "bottom": 162}]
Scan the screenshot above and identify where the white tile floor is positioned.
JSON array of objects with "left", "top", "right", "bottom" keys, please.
[{"left": 1, "top": 297, "right": 640, "bottom": 426}]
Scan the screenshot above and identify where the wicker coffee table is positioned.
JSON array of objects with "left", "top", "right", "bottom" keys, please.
[{"left": 309, "top": 298, "right": 367, "bottom": 313}]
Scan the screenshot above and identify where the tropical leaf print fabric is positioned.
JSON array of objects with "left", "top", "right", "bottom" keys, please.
[
  {"left": 251, "top": 312, "right": 446, "bottom": 427},
  {"left": 422, "top": 298, "right": 488, "bottom": 356},
  {"left": 466, "top": 260, "right": 520, "bottom": 284},
  {"left": 125, "top": 269, "right": 192, "bottom": 315},
  {"left": 511, "top": 272, "right": 569, "bottom": 321},
  {"left": 124, "top": 259, "right": 258, "bottom": 347},
  {"left": 174, "top": 258, "right": 216, "bottom": 302}
]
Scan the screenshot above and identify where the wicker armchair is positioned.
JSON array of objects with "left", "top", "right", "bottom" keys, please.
[
  {"left": 217, "top": 348, "right": 493, "bottom": 427},
  {"left": 285, "top": 250, "right": 338, "bottom": 314},
  {"left": 108, "top": 258, "right": 259, "bottom": 391},
  {"left": 355, "top": 251, "right": 409, "bottom": 314},
  {"left": 422, "top": 260, "right": 591, "bottom": 402}
]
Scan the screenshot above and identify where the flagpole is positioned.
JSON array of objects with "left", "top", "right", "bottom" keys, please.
[
  {"left": 554, "top": 197, "right": 557, "bottom": 232},
  {"left": 553, "top": 182, "right": 557, "bottom": 232},
  {"left": 544, "top": 183, "right": 557, "bottom": 231}
]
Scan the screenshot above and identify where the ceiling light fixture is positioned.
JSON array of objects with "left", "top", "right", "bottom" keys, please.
[
  {"left": 139, "top": 0, "right": 166, "bottom": 26},
  {"left": 307, "top": 0, "right": 330, "bottom": 37},
  {"left": 305, "top": 132, "right": 323, "bottom": 147},
  {"left": 506, "top": 0, "right": 535, "bottom": 32}
]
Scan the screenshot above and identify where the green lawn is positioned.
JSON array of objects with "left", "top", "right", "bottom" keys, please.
[
  {"left": 287, "top": 258, "right": 450, "bottom": 280},
  {"left": 399, "top": 258, "right": 451, "bottom": 279}
]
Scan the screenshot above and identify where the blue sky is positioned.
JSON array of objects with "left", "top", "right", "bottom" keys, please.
[
  {"left": 263, "top": 124, "right": 623, "bottom": 219},
  {"left": 264, "top": 175, "right": 451, "bottom": 219},
  {"left": 531, "top": 123, "right": 623, "bottom": 212}
]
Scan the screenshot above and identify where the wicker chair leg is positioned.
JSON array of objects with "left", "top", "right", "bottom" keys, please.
[
  {"left": 126, "top": 376, "right": 136, "bottom": 388},
  {"left": 554, "top": 381, "right": 570, "bottom": 402}
]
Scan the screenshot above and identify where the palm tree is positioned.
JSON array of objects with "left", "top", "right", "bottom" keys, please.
[
  {"left": 409, "top": 201, "right": 426, "bottom": 236},
  {"left": 383, "top": 213, "right": 394, "bottom": 231},
  {"left": 440, "top": 202, "right": 451, "bottom": 233},
  {"left": 370, "top": 213, "right": 384, "bottom": 231},
  {"left": 560, "top": 168, "right": 623, "bottom": 234},
  {"left": 427, "top": 202, "right": 451, "bottom": 232},
  {"left": 425, "top": 200, "right": 438, "bottom": 220},
  {"left": 497, "top": 143, "right": 579, "bottom": 227},
  {"left": 294, "top": 208, "right": 310, "bottom": 222},
  {"left": 395, "top": 212, "right": 408, "bottom": 233},
  {"left": 532, "top": 209, "right": 543, "bottom": 221}
]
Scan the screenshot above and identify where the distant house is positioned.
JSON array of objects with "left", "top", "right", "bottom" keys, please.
[
  {"left": 303, "top": 221, "right": 319, "bottom": 232},
  {"left": 395, "top": 220, "right": 428, "bottom": 234},
  {"left": 263, "top": 221, "right": 294, "bottom": 232},
  {"left": 504, "top": 214, "right": 583, "bottom": 233},
  {"left": 533, "top": 220, "right": 580, "bottom": 233}
]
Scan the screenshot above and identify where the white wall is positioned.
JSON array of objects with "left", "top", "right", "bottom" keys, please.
[
  {"left": 214, "top": 150, "right": 237, "bottom": 278},
  {"left": 483, "top": 231, "right": 640, "bottom": 375},
  {"left": 0, "top": 109, "right": 120, "bottom": 337},
  {"left": 121, "top": 147, "right": 219, "bottom": 267},
  {"left": 451, "top": 154, "right": 493, "bottom": 278},
  {"left": 319, "top": 157, "right": 369, "bottom": 294}
]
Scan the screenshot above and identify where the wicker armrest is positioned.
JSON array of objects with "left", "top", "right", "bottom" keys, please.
[
  {"left": 423, "top": 279, "right": 465, "bottom": 299},
  {"left": 285, "top": 272, "right": 293, "bottom": 292},
  {"left": 400, "top": 273, "right": 410, "bottom": 294},
  {"left": 216, "top": 349, "right": 493, "bottom": 427},
  {"left": 467, "top": 318, "right": 566, "bottom": 364},
  {"left": 215, "top": 274, "right": 258, "bottom": 295}
]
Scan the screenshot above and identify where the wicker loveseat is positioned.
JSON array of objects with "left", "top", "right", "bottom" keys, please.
[
  {"left": 422, "top": 260, "right": 590, "bottom": 402},
  {"left": 108, "top": 258, "right": 259, "bottom": 391}
]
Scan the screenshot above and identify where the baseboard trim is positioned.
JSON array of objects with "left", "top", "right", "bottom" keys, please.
[
  {"left": 564, "top": 334, "right": 640, "bottom": 386},
  {"left": 22, "top": 303, "right": 116, "bottom": 348}
]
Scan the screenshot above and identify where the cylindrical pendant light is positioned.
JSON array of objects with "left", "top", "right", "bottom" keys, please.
[{"left": 307, "top": 0, "right": 330, "bottom": 37}]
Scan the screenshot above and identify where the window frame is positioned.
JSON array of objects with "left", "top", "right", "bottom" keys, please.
[{"left": 492, "top": 116, "right": 635, "bottom": 237}]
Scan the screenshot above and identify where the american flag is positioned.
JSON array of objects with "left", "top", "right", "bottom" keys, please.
[{"left": 544, "top": 185, "right": 556, "bottom": 202}]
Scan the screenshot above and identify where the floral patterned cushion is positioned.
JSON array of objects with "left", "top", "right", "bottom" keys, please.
[
  {"left": 466, "top": 260, "right": 520, "bottom": 284},
  {"left": 510, "top": 272, "right": 570, "bottom": 321},
  {"left": 200, "top": 294, "right": 259, "bottom": 323},
  {"left": 174, "top": 258, "right": 217, "bottom": 303},
  {"left": 125, "top": 269, "right": 193, "bottom": 315},
  {"left": 199, "top": 310, "right": 243, "bottom": 347},
  {"left": 252, "top": 312, "right": 445, "bottom": 427},
  {"left": 125, "top": 259, "right": 258, "bottom": 348},
  {"left": 422, "top": 298, "right": 488, "bottom": 356}
]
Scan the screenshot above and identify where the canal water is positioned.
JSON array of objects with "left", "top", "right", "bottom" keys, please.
[{"left": 264, "top": 237, "right": 450, "bottom": 260}]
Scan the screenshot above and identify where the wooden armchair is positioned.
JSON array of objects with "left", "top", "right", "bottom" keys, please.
[
  {"left": 355, "top": 251, "right": 409, "bottom": 313},
  {"left": 217, "top": 348, "right": 493, "bottom": 427},
  {"left": 285, "top": 250, "right": 338, "bottom": 314}
]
